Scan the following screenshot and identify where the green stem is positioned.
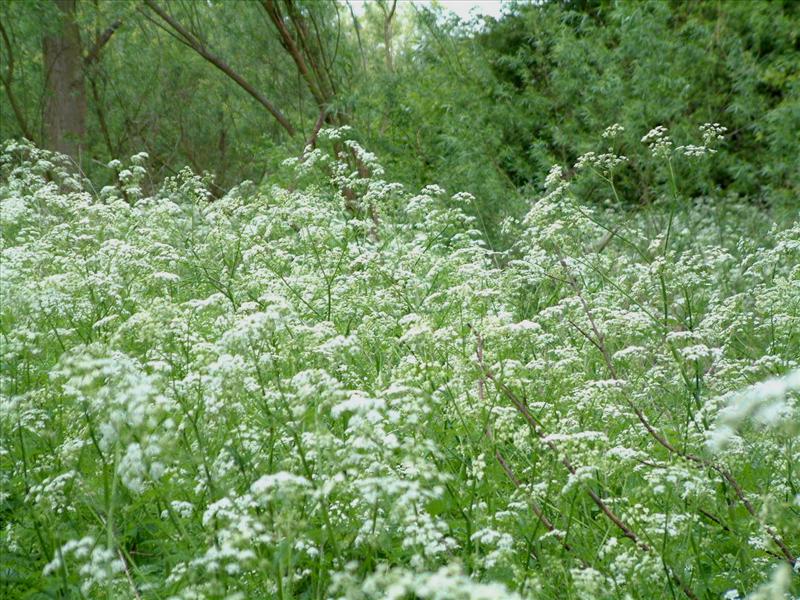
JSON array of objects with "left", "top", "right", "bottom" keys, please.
[{"left": 663, "top": 158, "right": 679, "bottom": 254}]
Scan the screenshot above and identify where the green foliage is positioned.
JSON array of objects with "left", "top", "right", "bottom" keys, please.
[
  {"left": 3, "top": 0, "right": 796, "bottom": 225},
  {"left": 374, "top": 0, "right": 800, "bottom": 208}
]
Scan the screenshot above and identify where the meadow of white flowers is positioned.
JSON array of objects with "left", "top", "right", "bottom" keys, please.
[{"left": 1, "top": 128, "right": 798, "bottom": 599}]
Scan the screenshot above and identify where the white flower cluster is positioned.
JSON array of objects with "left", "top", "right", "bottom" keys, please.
[
  {"left": 700, "top": 122, "right": 727, "bottom": 145},
  {"left": 641, "top": 125, "right": 673, "bottom": 157},
  {"left": 44, "top": 537, "right": 125, "bottom": 595},
  {"left": 641, "top": 122, "right": 727, "bottom": 159},
  {"left": 601, "top": 123, "right": 625, "bottom": 139},
  {"left": 678, "top": 144, "right": 714, "bottom": 157},
  {"left": 707, "top": 369, "right": 800, "bottom": 451},
  {"left": 330, "top": 562, "right": 523, "bottom": 599},
  {"left": 574, "top": 150, "right": 628, "bottom": 174},
  {"left": 2, "top": 134, "right": 798, "bottom": 599}
]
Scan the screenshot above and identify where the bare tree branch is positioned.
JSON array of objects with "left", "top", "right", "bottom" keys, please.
[
  {"left": 260, "top": 0, "right": 326, "bottom": 109},
  {"left": 83, "top": 16, "right": 123, "bottom": 157},
  {"left": 299, "top": 107, "right": 327, "bottom": 157},
  {"left": 345, "top": 0, "right": 367, "bottom": 72},
  {"left": 84, "top": 18, "right": 122, "bottom": 66},
  {"left": 380, "top": 0, "right": 397, "bottom": 72},
  {"left": 143, "top": 0, "right": 296, "bottom": 137},
  {"left": 0, "top": 19, "right": 34, "bottom": 140}
]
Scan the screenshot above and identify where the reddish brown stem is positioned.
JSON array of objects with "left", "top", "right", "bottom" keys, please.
[
  {"left": 559, "top": 255, "right": 797, "bottom": 568},
  {"left": 473, "top": 327, "right": 699, "bottom": 600}
]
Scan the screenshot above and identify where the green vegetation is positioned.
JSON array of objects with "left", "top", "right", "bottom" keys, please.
[
  {"left": 2, "top": 1, "right": 798, "bottom": 213},
  {"left": 1, "top": 1, "right": 798, "bottom": 599}
]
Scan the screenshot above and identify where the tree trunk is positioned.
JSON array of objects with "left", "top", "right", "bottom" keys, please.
[
  {"left": 381, "top": 0, "right": 397, "bottom": 73},
  {"left": 43, "top": 0, "right": 86, "bottom": 160}
]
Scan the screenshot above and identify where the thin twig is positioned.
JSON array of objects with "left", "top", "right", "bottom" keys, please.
[
  {"left": 472, "top": 326, "right": 699, "bottom": 600},
  {"left": 117, "top": 549, "right": 142, "bottom": 600},
  {"left": 558, "top": 255, "right": 797, "bottom": 568},
  {"left": 473, "top": 328, "right": 574, "bottom": 553}
]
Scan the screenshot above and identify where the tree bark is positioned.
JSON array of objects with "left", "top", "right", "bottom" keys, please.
[
  {"left": 261, "top": 0, "right": 328, "bottom": 109},
  {"left": 43, "top": 0, "right": 87, "bottom": 159},
  {"left": 381, "top": 0, "right": 397, "bottom": 73}
]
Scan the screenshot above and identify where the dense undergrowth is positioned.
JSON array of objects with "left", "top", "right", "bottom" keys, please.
[{"left": 1, "top": 128, "right": 798, "bottom": 599}]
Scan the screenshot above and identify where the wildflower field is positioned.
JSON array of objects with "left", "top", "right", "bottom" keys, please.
[{"left": 1, "top": 123, "right": 798, "bottom": 600}]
